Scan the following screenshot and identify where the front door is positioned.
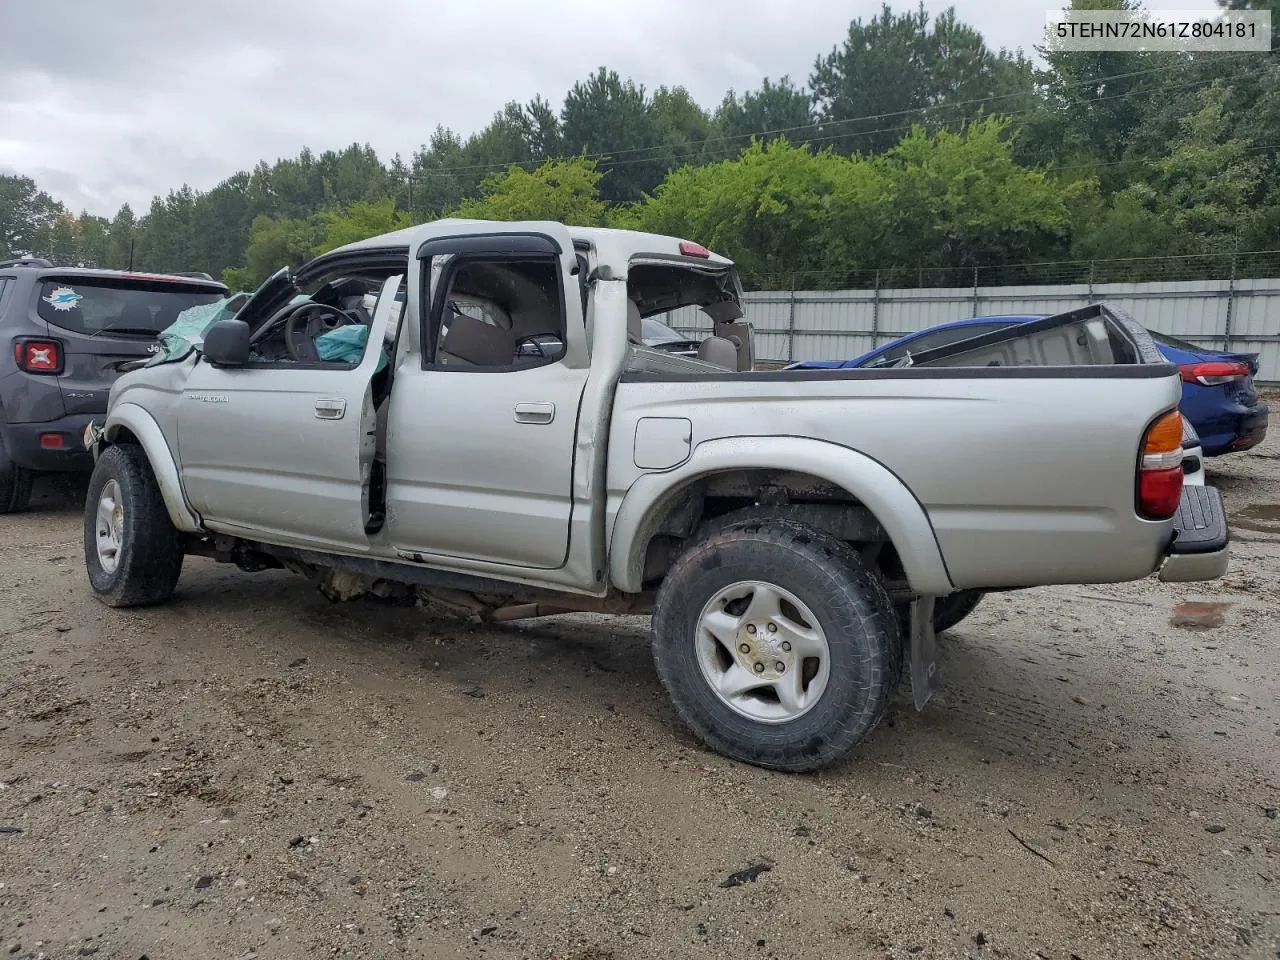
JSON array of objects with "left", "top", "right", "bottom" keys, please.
[
  {"left": 177, "top": 274, "right": 403, "bottom": 551},
  {"left": 384, "top": 227, "right": 588, "bottom": 569}
]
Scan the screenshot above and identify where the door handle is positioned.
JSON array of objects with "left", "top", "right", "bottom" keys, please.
[
  {"left": 314, "top": 398, "right": 347, "bottom": 420},
  {"left": 514, "top": 401, "right": 555, "bottom": 424}
]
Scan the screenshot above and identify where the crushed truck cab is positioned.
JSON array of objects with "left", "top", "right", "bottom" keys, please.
[{"left": 82, "top": 218, "right": 1229, "bottom": 772}]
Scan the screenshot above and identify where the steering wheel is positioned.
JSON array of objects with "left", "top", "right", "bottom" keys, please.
[{"left": 285, "top": 302, "right": 360, "bottom": 362}]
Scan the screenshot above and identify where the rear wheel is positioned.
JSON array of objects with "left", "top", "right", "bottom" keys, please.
[
  {"left": 84, "top": 444, "right": 184, "bottom": 607},
  {"left": 0, "top": 433, "right": 34, "bottom": 514},
  {"left": 651, "top": 518, "right": 901, "bottom": 772}
]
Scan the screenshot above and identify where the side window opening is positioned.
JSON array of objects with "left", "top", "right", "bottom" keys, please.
[
  {"left": 244, "top": 269, "right": 406, "bottom": 368},
  {"left": 431, "top": 258, "right": 566, "bottom": 370},
  {"left": 624, "top": 262, "right": 747, "bottom": 372}
]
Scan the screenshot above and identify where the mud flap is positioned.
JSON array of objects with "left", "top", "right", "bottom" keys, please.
[{"left": 909, "top": 595, "right": 939, "bottom": 710}]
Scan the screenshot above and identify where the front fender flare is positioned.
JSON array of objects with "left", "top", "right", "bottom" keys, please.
[
  {"left": 103, "top": 402, "right": 202, "bottom": 533},
  {"left": 608, "top": 436, "right": 954, "bottom": 595}
]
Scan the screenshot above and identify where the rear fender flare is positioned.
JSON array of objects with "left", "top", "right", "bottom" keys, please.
[
  {"left": 608, "top": 436, "right": 954, "bottom": 594},
  {"left": 103, "top": 402, "right": 202, "bottom": 533}
]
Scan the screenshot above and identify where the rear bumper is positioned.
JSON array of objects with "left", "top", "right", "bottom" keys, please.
[
  {"left": 1157, "top": 485, "right": 1230, "bottom": 583},
  {"left": 0, "top": 414, "right": 97, "bottom": 472},
  {"left": 1226, "top": 406, "right": 1269, "bottom": 453},
  {"left": 1199, "top": 403, "right": 1269, "bottom": 456}
]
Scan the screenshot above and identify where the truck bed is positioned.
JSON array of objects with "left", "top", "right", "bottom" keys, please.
[{"left": 609, "top": 304, "right": 1185, "bottom": 592}]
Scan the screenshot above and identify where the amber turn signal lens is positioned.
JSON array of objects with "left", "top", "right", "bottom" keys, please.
[{"left": 1143, "top": 411, "right": 1183, "bottom": 455}]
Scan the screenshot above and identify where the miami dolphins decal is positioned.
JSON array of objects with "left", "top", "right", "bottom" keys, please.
[{"left": 43, "top": 286, "right": 84, "bottom": 311}]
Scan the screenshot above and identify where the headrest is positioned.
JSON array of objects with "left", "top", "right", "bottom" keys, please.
[
  {"left": 439, "top": 312, "right": 514, "bottom": 366},
  {"left": 697, "top": 335, "right": 738, "bottom": 370}
]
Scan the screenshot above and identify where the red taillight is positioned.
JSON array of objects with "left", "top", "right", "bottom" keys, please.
[
  {"left": 1179, "top": 361, "right": 1248, "bottom": 386},
  {"left": 14, "top": 339, "right": 62, "bottom": 374},
  {"left": 1137, "top": 410, "right": 1184, "bottom": 519},
  {"left": 1138, "top": 466, "right": 1184, "bottom": 520},
  {"left": 679, "top": 240, "right": 711, "bottom": 258},
  {"left": 39, "top": 433, "right": 65, "bottom": 450}
]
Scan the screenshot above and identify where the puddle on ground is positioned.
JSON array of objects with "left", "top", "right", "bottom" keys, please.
[
  {"left": 1231, "top": 503, "right": 1280, "bottom": 535},
  {"left": 1170, "top": 601, "right": 1231, "bottom": 630}
]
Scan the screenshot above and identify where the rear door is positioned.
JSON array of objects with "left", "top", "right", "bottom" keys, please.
[
  {"left": 383, "top": 222, "right": 590, "bottom": 569},
  {"left": 32, "top": 275, "right": 225, "bottom": 415}
]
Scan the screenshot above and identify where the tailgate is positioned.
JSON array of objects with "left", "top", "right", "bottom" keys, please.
[
  {"left": 904, "top": 304, "right": 1168, "bottom": 369},
  {"left": 58, "top": 336, "right": 162, "bottom": 416}
]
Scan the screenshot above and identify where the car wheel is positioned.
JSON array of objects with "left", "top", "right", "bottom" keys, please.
[
  {"left": 651, "top": 517, "right": 901, "bottom": 773},
  {"left": 84, "top": 444, "right": 184, "bottom": 607},
  {"left": 0, "top": 433, "right": 34, "bottom": 514},
  {"left": 932, "top": 590, "right": 985, "bottom": 634}
]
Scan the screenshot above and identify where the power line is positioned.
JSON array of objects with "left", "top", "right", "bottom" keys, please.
[
  {"left": 749, "top": 248, "right": 1280, "bottom": 288},
  {"left": 398, "top": 61, "right": 1196, "bottom": 181},
  {"left": 394, "top": 72, "right": 1226, "bottom": 185}
]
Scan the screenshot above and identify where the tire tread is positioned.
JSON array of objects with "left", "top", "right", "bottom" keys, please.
[{"left": 84, "top": 444, "right": 183, "bottom": 607}]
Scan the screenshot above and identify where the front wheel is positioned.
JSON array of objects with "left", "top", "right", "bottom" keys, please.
[
  {"left": 651, "top": 518, "right": 901, "bottom": 773},
  {"left": 84, "top": 444, "right": 184, "bottom": 607}
]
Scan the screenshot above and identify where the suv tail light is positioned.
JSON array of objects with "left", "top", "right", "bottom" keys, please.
[
  {"left": 14, "top": 338, "right": 64, "bottom": 375},
  {"left": 1137, "top": 410, "right": 1184, "bottom": 520},
  {"left": 1179, "top": 361, "right": 1249, "bottom": 386}
]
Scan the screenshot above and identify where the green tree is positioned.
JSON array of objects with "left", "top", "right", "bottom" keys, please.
[
  {"left": 454, "top": 157, "right": 607, "bottom": 226},
  {"left": 561, "top": 67, "right": 667, "bottom": 203},
  {"left": 77, "top": 213, "right": 112, "bottom": 268},
  {"left": 1093, "top": 82, "right": 1265, "bottom": 260},
  {"left": 810, "top": 4, "right": 1035, "bottom": 155},
  {"left": 222, "top": 214, "right": 325, "bottom": 290},
  {"left": 650, "top": 85, "right": 713, "bottom": 162},
  {"left": 712, "top": 77, "right": 815, "bottom": 159},
  {"left": 48, "top": 211, "right": 81, "bottom": 266},
  {"left": 0, "top": 174, "right": 65, "bottom": 259},
  {"left": 314, "top": 198, "right": 412, "bottom": 255},
  {"left": 410, "top": 127, "right": 470, "bottom": 219},
  {"left": 618, "top": 139, "right": 885, "bottom": 288},
  {"left": 1031, "top": 0, "right": 1181, "bottom": 174},
  {"left": 1068, "top": 183, "right": 1181, "bottom": 266},
  {"left": 876, "top": 118, "right": 1078, "bottom": 282},
  {"left": 106, "top": 205, "right": 137, "bottom": 270}
]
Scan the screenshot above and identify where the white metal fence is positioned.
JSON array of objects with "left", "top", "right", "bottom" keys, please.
[{"left": 666, "top": 277, "right": 1280, "bottom": 383}]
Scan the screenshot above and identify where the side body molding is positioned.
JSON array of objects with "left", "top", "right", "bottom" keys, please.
[
  {"left": 104, "top": 402, "right": 203, "bottom": 533},
  {"left": 608, "top": 436, "right": 955, "bottom": 595}
]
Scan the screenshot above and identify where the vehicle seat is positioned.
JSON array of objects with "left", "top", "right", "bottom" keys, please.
[
  {"left": 697, "top": 335, "right": 738, "bottom": 370},
  {"left": 626, "top": 299, "right": 643, "bottom": 345},
  {"left": 437, "top": 310, "right": 515, "bottom": 366}
]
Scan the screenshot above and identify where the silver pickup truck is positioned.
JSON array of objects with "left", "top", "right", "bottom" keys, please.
[{"left": 82, "top": 219, "right": 1230, "bottom": 772}]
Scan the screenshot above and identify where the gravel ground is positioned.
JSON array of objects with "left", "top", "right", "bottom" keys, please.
[{"left": 2, "top": 421, "right": 1278, "bottom": 960}]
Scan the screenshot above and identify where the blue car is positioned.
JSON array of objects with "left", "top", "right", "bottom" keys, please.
[{"left": 789, "top": 314, "right": 1269, "bottom": 457}]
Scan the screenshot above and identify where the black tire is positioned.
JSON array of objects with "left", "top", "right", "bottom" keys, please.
[
  {"left": 651, "top": 517, "right": 901, "bottom": 773},
  {"left": 83, "top": 444, "right": 184, "bottom": 607},
  {"left": 932, "top": 589, "right": 985, "bottom": 634},
  {"left": 0, "top": 433, "right": 34, "bottom": 514}
]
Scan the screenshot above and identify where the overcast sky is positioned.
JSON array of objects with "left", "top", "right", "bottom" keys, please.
[{"left": 0, "top": 0, "right": 1216, "bottom": 218}]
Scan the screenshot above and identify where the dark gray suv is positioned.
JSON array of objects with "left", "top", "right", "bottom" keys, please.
[{"left": 0, "top": 257, "right": 226, "bottom": 512}]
